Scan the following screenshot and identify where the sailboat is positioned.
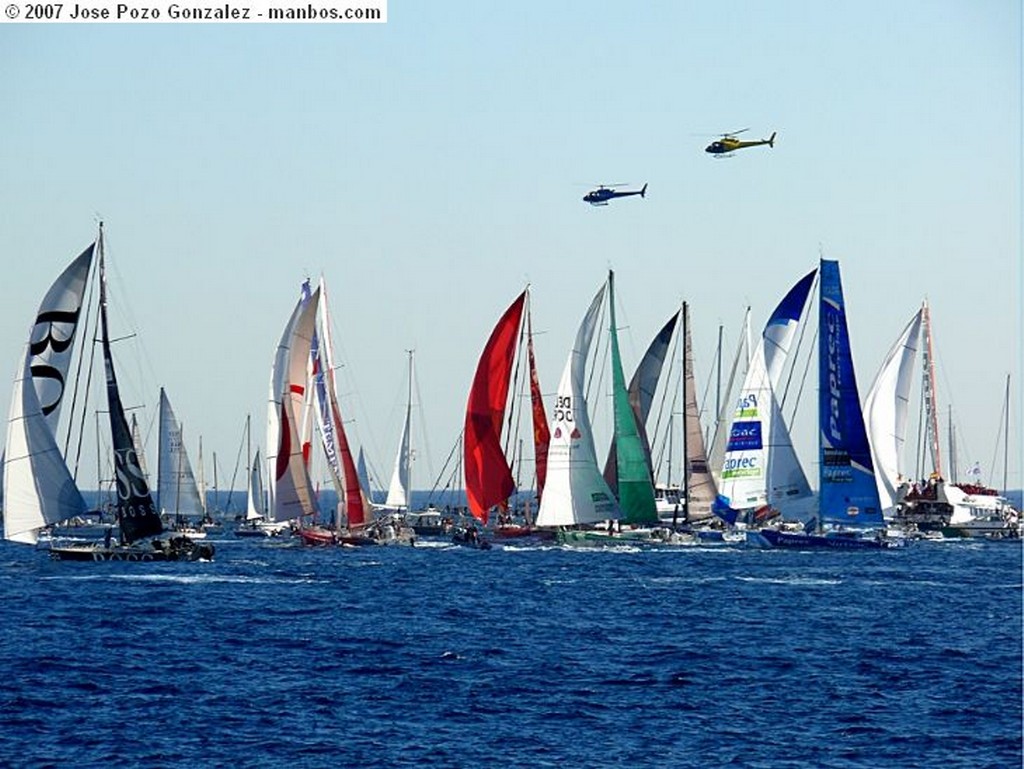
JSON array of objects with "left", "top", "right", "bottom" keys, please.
[
  {"left": 462, "top": 287, "right": 550, "bottom": 543},
  {"left": 4, "top": 226, "right": 213, "bottom": 561},
  {"left": 380, "top": 350, "right": 415, "bottom": 514},
  {"left": 296, "top": 278, "right": 409, "bottom": 547},
  {"left": 755, "top": 259, "right": 902, "bottom": 549},
  {"left": 534, "top": 277, "right": 621, "bottom": 537},
  {"left": 156, "top": 388, "right": 208, "bottom": 539},
  {"left": 870, "top": 306, "right": 1021, "bottom": 539},
  {"left": 714, "top": 269, "right": 816, "bottom": 526},
  {"left": 233, "top": 413, "right": 288, "bottom": 538}
]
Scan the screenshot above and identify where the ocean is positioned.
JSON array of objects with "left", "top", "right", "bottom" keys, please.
[{"left": 1, "top": 533, "right": 1020, "bottom": 768}]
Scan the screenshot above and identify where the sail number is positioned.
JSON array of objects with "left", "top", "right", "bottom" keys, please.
[{"left": 553, "top": 395, "right": 573, "bottom": 423}]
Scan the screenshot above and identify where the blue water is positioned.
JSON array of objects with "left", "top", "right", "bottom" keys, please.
[{"left": 1, "top": 536, "right": 1020, "bottom": 768}]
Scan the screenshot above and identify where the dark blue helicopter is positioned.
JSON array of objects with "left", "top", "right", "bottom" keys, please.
[{"left": 583, "top": 183, "right": 647, "bottom": 206}]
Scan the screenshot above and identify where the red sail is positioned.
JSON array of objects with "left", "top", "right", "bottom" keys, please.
[
  {"left": 527, "top": 308, "right": 549, "bottom": 501},
  {"left": 464, "top": 291, "right": 526, "bottom": 524},
  {"left": 330, "top": 388, "right": 370, "bottom": 528}
]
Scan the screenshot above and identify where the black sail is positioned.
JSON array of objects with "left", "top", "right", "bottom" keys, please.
[{"left": 98, "top": 232, "right": 162, "bottom": 544}]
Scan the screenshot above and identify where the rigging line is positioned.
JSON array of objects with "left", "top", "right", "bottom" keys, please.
[
  {"left": 408, "top": 354, "right": 437, "bottom": 486},
  {"left": 708, "top": 307, "right": 750, "bottom": 465},
  {"left": 649, "top": 307, "right": 682, "bottom": 481},
  {"left": 222, "top": 416, "right": 249, "bottom": 515},
  {"left": 63, "top": 237, "right": 98, "bottom": 461},
  {"left": 697, "top": 322, "right": 718, "bottom": 426},
  {"left": 70, "top": 240, "right": 102, "bottom": 485},
  {"left": 780, "top": 270, "right": 819, "bottom": 412},
  {"left": 787, "top": 325, "right": 818, "bottom": 437},
  {"left": 986, "top": 377, "right": 1008, "bottom": 489},
  {"left": 425, "top": 428, "right": 463, "bottom": 502},
  {"left": 585, "top": 285, "right": 610, "bottom": 407}
]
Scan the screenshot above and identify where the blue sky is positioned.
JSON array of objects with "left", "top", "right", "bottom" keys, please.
[{"left": 1, "top": 1, "right": 1020, "bottom": 495}]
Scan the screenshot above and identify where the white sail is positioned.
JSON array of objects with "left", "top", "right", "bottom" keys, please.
[
  {"left": 30, "top": 246, "right": 95, "bottom": 433},
  {"left": 535, "top": 283, "right": 620, "bottom": 528},
  {"left": 246, "top": 448, "right": 266, "bottom": 521},
  {"left": 157, "top": 388, "right": 205, "bottom": 518},
  {"left": 311, "top": 277, "right": 346, "bottom": 501},
  {"left": 3, "top": 247, "right": 94, "bottom": 544},
  {"left": 708, "top": 307, "right": 750, "bottom": 483},
  {"left": 864, "top": 307, "right": 923, "bottom": 514},
  {"left": 267, "top": 289, "right": 320, "bottom": 522},
  {"left": 3, "top": 355, "right": 87, "bottom": 544},
  {"left": 718, "top": 271, "right": 815, "bottom": 517},
  {"left": 130, "top": 414, "right": 149, "bottom": 482},
  {"left": 385, "top": 352, "right": 414, "bottom": 509}
]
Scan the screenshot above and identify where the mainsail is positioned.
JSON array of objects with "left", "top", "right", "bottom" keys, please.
[
  {"left": 534, "top": 281, "right": 620, "bottom": 528},
  {"left": 607, "top": 271, "right": 657, "bottom": 525},
  {"left": 464, "top": 290, "right": 526, "bottom": 524},
  {"left": 97, "top": 232, "right": 162, "bottom": 544},
  {"left": 864, "top": 306, "right": 923, "bottom": 515},
  {"left": 385, "top": 351, "right": 414, "bottom": 510},
  {"left": 603, "top": 310, "right": 677, "bottom": 497},
  {"left": 157, "top": 388, "right": 205, "bottom": 520},
  {"left": 246, "top": 449, "right": 266, "bottom": 522},
  {"left": 681, "top": 303, "right": 717, "bottom": 522},
  {"left": 2, "top": 245, "right": 94, "bottom": 543},
  {"left": 818, "top": 259, "right": 883, "bottom": 526}
]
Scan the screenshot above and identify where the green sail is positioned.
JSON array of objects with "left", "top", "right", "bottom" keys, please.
[{"left": 608, "top": 272, "right": 658, "bottom": 525}]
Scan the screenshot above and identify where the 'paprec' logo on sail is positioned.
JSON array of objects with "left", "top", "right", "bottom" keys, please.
[{"left": 826, "top": 311, "right": 842, "bottom": 443}]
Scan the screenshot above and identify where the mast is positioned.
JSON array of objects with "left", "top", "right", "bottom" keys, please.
[
  {"left": 947, "top": 405, "right": 956, "bottom": 484},
  {"left": 921, "top": 300, "right": 943, "bottom": 477},
  {"left": 681, "top": 303, "right": 689, "bottom": 504},
  {"left": 405, "top": 350, "right": 413, "bottom": 500},
  {"left": 97, "top": 224, "right": 162, "bottom": 543},
  {"left": 1003, "top": 374, "right": 1010, "bottom": 495},
  {"left": 211, "top": 450, "right": 218, "bottom": 514},
  {"left": 715, "top": 323, "right": 723, "bottom": 444},
  {"left": 197, "top": 436, "right": 208, "bottom": 516}
]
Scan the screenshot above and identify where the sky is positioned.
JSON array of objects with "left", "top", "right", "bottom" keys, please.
[{"left": 1, "top": 1, "right": 1021, "bottom": 499}]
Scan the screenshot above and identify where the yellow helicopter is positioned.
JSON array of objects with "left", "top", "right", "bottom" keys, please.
[{"left": 705, "top": 129, "right": 776, "bottom": 156}]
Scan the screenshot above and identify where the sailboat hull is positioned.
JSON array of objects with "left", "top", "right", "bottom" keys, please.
[
  {"left": 751, "top": 528, "right": 904, "bottom": 550},
  {"left": 47, "top": 537, "right": 215, "bottom": 561}
]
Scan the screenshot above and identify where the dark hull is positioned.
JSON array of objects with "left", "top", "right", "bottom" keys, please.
[
  {"left": 49, "top": 537, "right": 215, "bottom": 562},
  {"left": 756, "top": 529, "right": 899, "bottom": 550},
  {"left": 452, "top": 532, "right": 491, "bottom": 549}
]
